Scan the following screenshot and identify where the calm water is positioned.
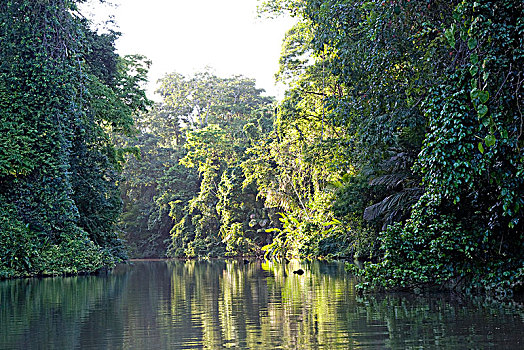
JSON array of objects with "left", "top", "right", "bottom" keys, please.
[{"left": 0, "top": 260, "right": 522, "bottom": 349}]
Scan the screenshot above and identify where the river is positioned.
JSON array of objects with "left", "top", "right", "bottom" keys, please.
[{"left": 1, "top": 260, "right": 522, "bottom": 349}]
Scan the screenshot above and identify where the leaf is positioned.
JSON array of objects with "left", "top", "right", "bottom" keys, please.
[
  {"left": 478, "top": 91, "right": 489, "bottom": 104},
  {"left": 485, "top": 134, "right": 496, "bottom": 147},
  {"left": 320, "top": 218, "right": 341, "bottom": 227},
  {"left": 444, "top": 27, "right": 456, "bottom": 48},
  {"left": 369, "top": 173, "right": 406, "bottom": 189},
  {"left": 478, "top": 142, "right": 484, "bottom": 154},
  {"left": 470, "top": 53, "right": 478, "bottom": 65},
  {"left": 261, "top": 244, "right": 272, "bottom": 252},
  {"left": 363, "top": 189, "right": 421, "bottom": 222},
  {"left": 468, "top": 38, "right": 478, "bottom": 50},
  {"left": 469, "top": 65, "right": 478, "bottom": 76},
  {"left": 477, "top": 104, "right": 488, "bottom": 118}
]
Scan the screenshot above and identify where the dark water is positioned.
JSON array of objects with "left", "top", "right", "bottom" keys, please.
[{"left": 0, "top": 260, "right": 522, "bottom": 349}]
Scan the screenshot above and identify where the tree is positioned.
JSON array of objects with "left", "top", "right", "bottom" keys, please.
[
  {"left": 119, "top": 71, "right": 275, "bottom": 258},
  {"left": 356, "top": 0, "right": 524, "bottom": 298},
  {"left": 0, "top": 0, "right": 150, "bottom": 277},
  {"left": 260, "top": 0, "right": 523, "bottom": 297}
]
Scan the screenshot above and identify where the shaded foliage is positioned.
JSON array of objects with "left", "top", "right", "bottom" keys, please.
[
  {"left": 119, "top": 71, "right": 275, "bottom": 258},
  {"left": 259, "top": 0, "right": 523, "bottom": 297},
  {"left": 353, "top": 0, "right": 524, "bottom": 298},
  {"left": 0, "top": 0, "right": 149, "bottom": 277}
]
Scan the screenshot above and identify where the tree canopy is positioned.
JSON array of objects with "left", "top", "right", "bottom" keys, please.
[
  {"left": 120, "top": 71, "right": 275, "bottom": 258},
  {"left": 1, "top": 0, "right": 522, "bottom": 299},
  {"left": 0, "top": 0, "right": 150, "bottom": 277},
  {"left": 256, "top": 0, "right": 523, "bottom": 298}
]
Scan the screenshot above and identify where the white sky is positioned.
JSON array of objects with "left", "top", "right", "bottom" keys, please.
[{"left": 81, "top": 0, "right": 296, "bottom": 101}]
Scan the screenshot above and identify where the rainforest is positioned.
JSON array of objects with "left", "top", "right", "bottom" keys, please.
[{"left": 0, "top": 0, "right": 523, "bottom": 300}]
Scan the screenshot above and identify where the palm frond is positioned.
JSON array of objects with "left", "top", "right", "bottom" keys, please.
[
  {"left": 369, "top": 173, "right": 407, "bottom": 189},
  {"left": 363, "top": 188, "right": 423, "bottom": 223}
]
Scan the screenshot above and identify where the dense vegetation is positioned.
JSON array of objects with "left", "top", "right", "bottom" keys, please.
[
  {"left": 256, "top": 0, "right": 524, "bottom": 298},
  {"left": 0, "top": 0, "right": 149, "bottom": 277},
  {"left": 121, "top": 0, "right": 523, "bottom": 298},
  {"left": 120, "top": 71, "right": 276, "bottom": 258},
  {"left": 1, "top": 0, "right": 522, "bottom": 298}
]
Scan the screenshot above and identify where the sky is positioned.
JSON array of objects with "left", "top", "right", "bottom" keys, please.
[{"left": 81, "top": 0, "right": 296, "bottom": 101}]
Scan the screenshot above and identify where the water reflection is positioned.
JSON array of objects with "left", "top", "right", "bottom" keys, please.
[{"left": 0, "top": 260, "right": 522, "bottom": 349}]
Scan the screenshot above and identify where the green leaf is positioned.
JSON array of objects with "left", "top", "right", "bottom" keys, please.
[
  {"left": 265, "top": 228, "right": 281, "bottom": 233},
  {"left": 477, "top": 104, "right": 488, "bottom": 117},
  {"left": 468, "top": 38, "right": 478, "bottom": 50},
  {"left": 470, "top": 53, "right": 478, "bottom": 65},
  {"left": 444, "top": 27, "right": 456, "bottom": 48},
  {"left": 478, "top": 91, "right": 489, "bottom": 104},
  {"left": 478, "top": 142, "right": 485, "bottom": 154},
  {"left": 469, "top": 65, "right": 478, "bottom": 76},
  {"left": 261, "top": 244, "right": 272, "bottom": 252},
  {"left": 484, "top": 134, "right": 496, "bottom": 147}
]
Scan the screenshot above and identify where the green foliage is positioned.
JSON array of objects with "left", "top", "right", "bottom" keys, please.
[
  {"left": 0, "top": 0, "right": 149, "bottom": 277},
  {"left": 262, "top": 212, "right": 350, "bottom": 259},
  {"left": 170, "top": 72, "right": 275, "bottom": 257},
  {"left": 351, "top": 0, "right": 524, "bottom": 298},
  {"left": 352, "top": 194, "right": 523, "bottom": 298},
  {"left": 260, "top": 0, "right": 523, "bottom": 298},
  {"left": 217, "top": 167, "right": 265, "bottom": 257},
  {"left": 0, "top": 198, "right": 40, "bottom": 277},
  {"left": 251, "top": 0, "right": 431, "bottom": 258},
  {"left": 119, "top": 71, "right": 275, "bottom": 258},
  {"left": 119, "top": 105, "right": 196, "bottom": 258}
]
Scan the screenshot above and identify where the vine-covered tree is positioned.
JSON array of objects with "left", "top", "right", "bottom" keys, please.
[
  {"left": 354, "top": 0, "right": 524, "bottom": 298},
  {"left": 0, "top": 0, "right": 150, "bottom": 277},
  {"left": 119, "top": 71, "right": 275, "bottom": 258},
  {"left": 259, "top": 0, "right": 523, "bottom": 297}
]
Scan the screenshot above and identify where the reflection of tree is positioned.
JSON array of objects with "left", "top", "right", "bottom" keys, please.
[
  {"left": 163, "top": 260, "right": 357, "bottom": 348},
  {"left": 0, "top": 270, "right": 129, "bottom": 349},
  {"left": 353, "top": 294, "right": 524, "bottom": 349},
  {"left": 1, "top": 261, "right": 522, "bottom": 349}
]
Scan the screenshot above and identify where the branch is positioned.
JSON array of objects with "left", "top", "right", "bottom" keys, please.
[
  {"left": 300, "top": 89, "right": 326, "bottom": 97},
  {"left": 494, "top": 63, "right": 512, "bottom": 100}
]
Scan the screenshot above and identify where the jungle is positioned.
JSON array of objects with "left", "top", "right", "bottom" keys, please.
[{"left": 0, "top": 0, "right": 522, "bottom": 300}]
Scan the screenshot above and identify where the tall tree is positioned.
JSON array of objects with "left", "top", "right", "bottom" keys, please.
[
  {"left": 120, "top": 71, "right": 275, "bottom": 258},
  {"left": 356, "top": 0, "right": 524, "bottom": 297},
  {"left": 258, "top": 0, "right": 523, "bottom": 297},
  {"left": 0, "top": 0, "right": 149, "bottom": 277}
]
